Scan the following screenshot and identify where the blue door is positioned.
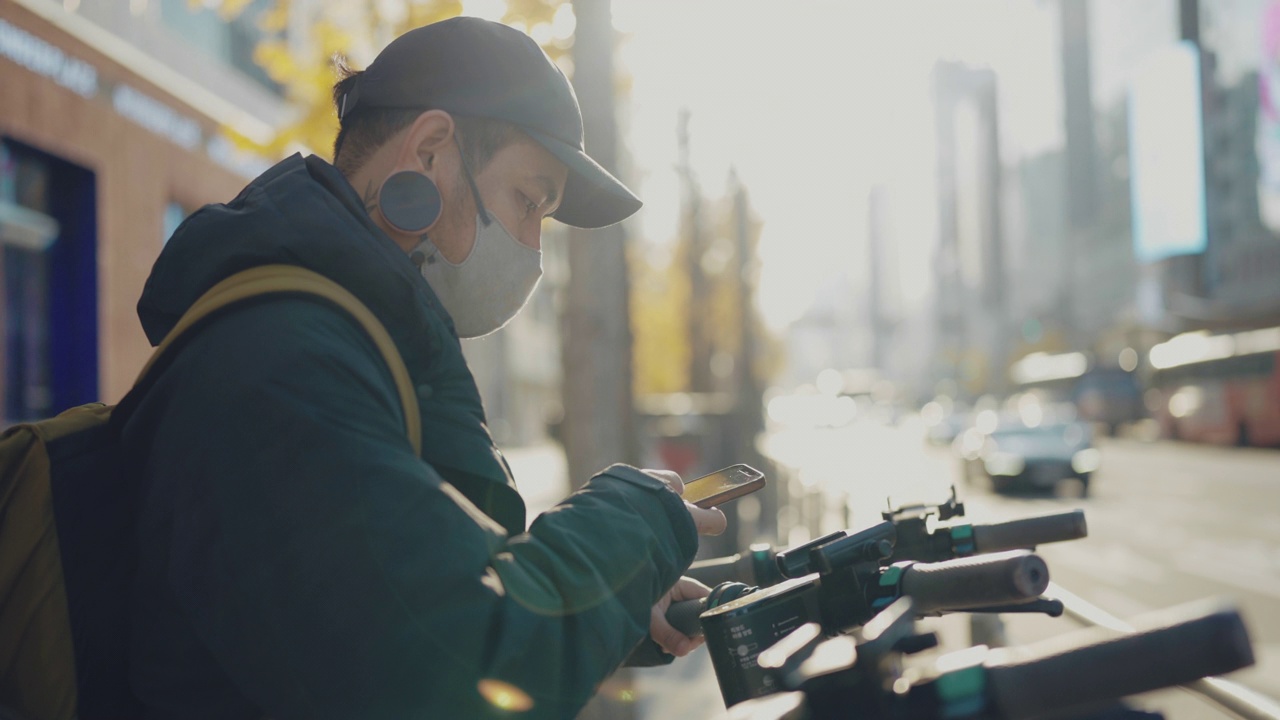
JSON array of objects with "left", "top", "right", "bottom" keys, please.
[{"left": 1, "top": 139, "right": 98, "bottom": 422}]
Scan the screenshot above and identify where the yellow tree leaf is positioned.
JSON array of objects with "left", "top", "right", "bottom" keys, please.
[{"left": 207, "top": 0, "right": 564, "bottom": 158}]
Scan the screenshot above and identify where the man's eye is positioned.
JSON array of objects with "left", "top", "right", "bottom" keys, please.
[{"left": 522, "top": 195, "right": 538, "bottom": 215}]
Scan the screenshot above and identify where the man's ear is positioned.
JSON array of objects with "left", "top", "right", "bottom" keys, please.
[{"left": 395, "top": 109, "right": 455, "bottom": 175}]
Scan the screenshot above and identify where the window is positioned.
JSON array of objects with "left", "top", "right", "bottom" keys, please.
[
  {"left": 159, "top": 0, "right": 281, "bottom": 94},
  {"left": 163, "top": 201, "right": 190, "bottom": 245},
  {"left": 1, "top": 140, "right": 98, "bottom": 423}
]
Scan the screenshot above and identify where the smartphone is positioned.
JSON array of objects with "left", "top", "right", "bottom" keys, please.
[{"left": 682, "top": 464, "right": 766, "bottom": 509}]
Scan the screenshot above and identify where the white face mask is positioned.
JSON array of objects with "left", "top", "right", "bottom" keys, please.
[{"left": 416, "top": 213, "right": 543, "bottom": 338}]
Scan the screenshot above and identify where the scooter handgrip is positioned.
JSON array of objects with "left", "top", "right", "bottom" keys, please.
[
  {"left": 971, "top": 511, "right": 1088, "bottom": 553},
  {"left": 686, "top": 554, "right": 751, "bottom": 587},
  {"left": 899, "top": 551, "right": 1049, "bottom": 615},
  {"left": 665, "top": 597, "right": 707, "bottom": 638},
  {"left": 985, "top": 600, "right": 1254, "bottom": 720}
]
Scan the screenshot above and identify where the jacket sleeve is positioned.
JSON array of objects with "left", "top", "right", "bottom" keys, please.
[{"left": 127, "top": 299, "right": 698, "bottom": 720}]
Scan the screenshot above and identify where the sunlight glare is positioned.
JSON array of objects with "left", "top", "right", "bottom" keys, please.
[
  {"left": 551, "top": 4, "right": 576, "bottom": 41},
  {"left": 461, "top": 0, "right": 507, "bottom": 22},
  {"left": 816, "top": 369, "right": 844, "bottom": 396},
  {"left": 529, "top": 22, "right": 553, "bottom": 46},
  {"left": 1017, "top": 394, "right": 1043, "bottom": 428},
  {"left": 477, "top": 679, "right": 534, "bottom": 712},
  {"left": 614, "top": 0, "right": 1068, "bottom": 335}
]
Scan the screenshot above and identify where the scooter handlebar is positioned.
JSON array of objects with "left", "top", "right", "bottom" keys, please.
[
  {"left": 970, "top": 510, "right": 1088, "bottom": 554},
  {"left": 665, "top": 597, "right": 708, "bottom": 638},
  {"left": 985, "top": 599, "right": 1254, "bottom": 720},
  {"left": 899, "top": 551, "right": 1049, "bottom": 615},
  {"left": 686, "top": 554, "right": 754, "bottom": 587},
  {"left": 674, "top": 551, "right": 1051, "bottom": 637}
]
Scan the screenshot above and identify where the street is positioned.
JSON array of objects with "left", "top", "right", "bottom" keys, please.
[
  {"left": 635, "top": 416, "right": 1280, "bottom": 719},
  {"left": 965, "top": 436, "right": 1280, "bottom": 718},
  {"left": 970, "top": 438, "right": 1280, "bottom": 696}
]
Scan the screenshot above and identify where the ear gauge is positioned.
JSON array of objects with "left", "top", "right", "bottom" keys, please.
[{"left": 378, "top": 171, "right": 443, "bottom": 234}]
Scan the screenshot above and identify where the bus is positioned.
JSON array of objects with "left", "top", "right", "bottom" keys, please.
[
  {"left": 1009, "top": 352, "right": 1145, "bottom": 435},
  {"left": 1148, "top": 327, "right": 1280, "bottom": 447}
]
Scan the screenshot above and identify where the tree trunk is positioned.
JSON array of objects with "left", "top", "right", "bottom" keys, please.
[
  {"left": 561, "top": 1, "right": 638, "bottom": 713},
  {"left": 563, "top": 0, "right": 636, "bottom": 485}
]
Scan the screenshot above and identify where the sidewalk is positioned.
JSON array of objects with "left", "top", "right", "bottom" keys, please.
[
  {"left": 632, "top": 647, "right": 726, "bottom": 720},
  {"left": 501, "top": 440, "right": 572, "bottom": 524}
]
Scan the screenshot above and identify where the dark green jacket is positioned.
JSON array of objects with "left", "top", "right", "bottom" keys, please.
[{"left": 119, "top": 154, "right": 697, "bottom": 719}]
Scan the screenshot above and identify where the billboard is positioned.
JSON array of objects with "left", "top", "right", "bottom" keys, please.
[{"left": 1128, "top": 41, "right": 1208, "bottom": 264}]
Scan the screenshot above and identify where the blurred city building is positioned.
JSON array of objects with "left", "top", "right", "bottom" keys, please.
[
  {"left": 1199, "top": 0, "right": 1280, "bottom": 320},
  {"left": 933, "top": 61, "right": 1008, "bottom": 398},
  {"left": 920, "top": 0, "right": 1172, "bottom": 404},
  {"left": 876, "top": 0, "right": 1278, "bottom": 446},
  {"left": 0, "top": 0, "right": 286, "bottom": 422}
]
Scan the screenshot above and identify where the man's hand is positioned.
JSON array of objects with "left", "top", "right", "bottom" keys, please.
[
  {"left": 649, "top": 576, "right": 711, "bottom": 657},
  {"left": 641, "top": 469, "right": 728, "bottom": 536}
]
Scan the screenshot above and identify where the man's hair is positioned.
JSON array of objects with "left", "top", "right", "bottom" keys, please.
[{"left": 332, "top": 61, "right": 520, "bottom": 177}]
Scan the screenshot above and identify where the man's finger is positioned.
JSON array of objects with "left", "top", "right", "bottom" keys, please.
[
  {"left": 670, "top": 576, "right": 712, "bottom": 602},
  {"left": 642, "top": 468, "right": 684, "bottom": 495},
  {"left": 650, "top": 607, "right": 701, "bottom": 657},
  {"left": 687, "top": 504, "right": 727, "bottom": 536}
]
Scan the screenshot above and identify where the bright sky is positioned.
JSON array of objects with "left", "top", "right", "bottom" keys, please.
[
  {"left": 612, "top": 0, "right": 1064, "bottom": 331},
  {"left": 462, "top": 0, "right": 1064, "bottom": 331}
]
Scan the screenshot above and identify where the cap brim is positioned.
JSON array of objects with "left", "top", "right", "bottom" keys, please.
[{"left": 523, "top": 128, "right": 642, "bottom": 229}]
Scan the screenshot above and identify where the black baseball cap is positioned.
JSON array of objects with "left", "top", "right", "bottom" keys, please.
[{"left": 338, "top": 16, "right": 641, "bottom": 229}]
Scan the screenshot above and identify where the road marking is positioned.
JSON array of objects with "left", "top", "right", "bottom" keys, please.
[
  {"left": 1175, "top": 558, "right": 1280, "bottom": 601},
  {"left": 1071, "top": 585, "right": 1157, "bottom": 620},
  {"left": 1234, "top": 643, "right": 1280, "bottom": 697},
  {"left": 1043, "top": 542, "right": 1168, "bottom": 585}
]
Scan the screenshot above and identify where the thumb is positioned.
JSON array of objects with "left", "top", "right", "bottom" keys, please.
[{"left": 686, "top": 503, "right": 728, "bottom": 536}]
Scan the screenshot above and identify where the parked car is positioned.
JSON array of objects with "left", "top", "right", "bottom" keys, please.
[{"left": 960, "top": 420, "right": 1099, "bottom": 495}]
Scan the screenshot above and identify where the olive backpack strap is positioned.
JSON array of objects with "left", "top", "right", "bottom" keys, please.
[{"left": 135, "top": 264, "right": 421, "bottom": 455}]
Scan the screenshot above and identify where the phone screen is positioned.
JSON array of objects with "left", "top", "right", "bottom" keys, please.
[{"left": 683, "top": 464, "right": 765, "bottom": 508}]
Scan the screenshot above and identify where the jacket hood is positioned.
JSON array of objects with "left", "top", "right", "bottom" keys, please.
[
  {"left": 138, "top": 154, "right": 528, "bottom": 534},
  {"left": 139, "top": 154, "right": 451, "bottom": 350}
]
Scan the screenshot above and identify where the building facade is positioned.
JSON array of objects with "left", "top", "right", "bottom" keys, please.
[
  {"left": 925, "top": 0, "right": 1280, "bottom": 399},
  {"left": 1, "top": 0, "right": 286, "bottom": 422},
  {"left": 1199, "top": 0, "right": 1280, "bottom": 322}
]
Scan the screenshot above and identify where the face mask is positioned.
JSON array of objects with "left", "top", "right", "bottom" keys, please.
[{"left": 416, "top": 213, "right": 543, "bottom": 338}]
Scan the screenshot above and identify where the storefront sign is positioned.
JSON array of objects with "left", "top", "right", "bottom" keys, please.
[
  {"left": 1, "top": 15, "right": 271, "bottom": 178},
  {"left": 0, "top": 17, "right": 96, "bottom": 98},
  {"left": 112, "top": 83, "right": 201, "bottom": 150}
]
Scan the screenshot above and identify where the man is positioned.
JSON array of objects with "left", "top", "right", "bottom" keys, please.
[{"left": 120, "top": 17, "right": 725, "bottom": 719}]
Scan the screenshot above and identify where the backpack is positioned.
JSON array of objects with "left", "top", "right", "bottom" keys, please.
[{"left": 0, "top": 264, "right": 421, "bottom": 720}]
